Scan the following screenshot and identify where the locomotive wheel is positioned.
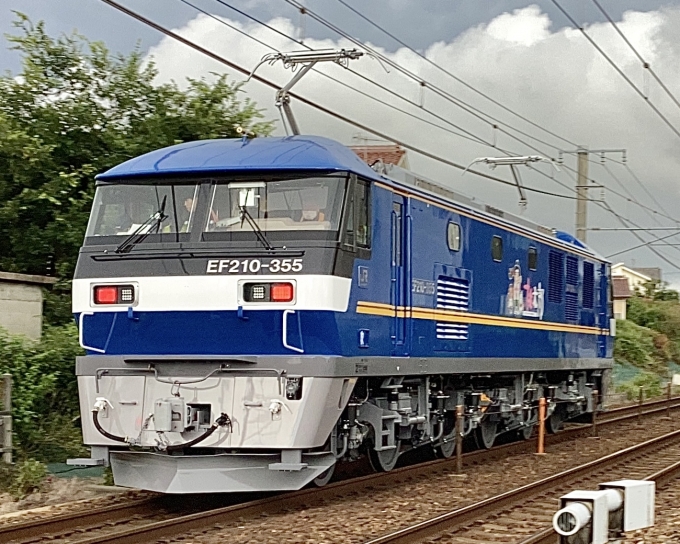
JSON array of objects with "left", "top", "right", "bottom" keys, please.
[
  {"left": 435, "top": 413, "right": 457, "bottom": 458},
  {"left": 313, "top": 463, "right": 336, "bottom": 487},
  {"left": 436, "top": 433, "right": 456, "bottom": 458},
  {"left": 518, "top": 423, "right": 534, "bottom": 440},
  {"left": 475, "top": 419, "right": 497, "bottom": 449},
  {"left": 368, "top": 441, "right": 401, "bottom": 472},
  {"left": 547, "top": 408, "right": 565, "bottom": 434}
]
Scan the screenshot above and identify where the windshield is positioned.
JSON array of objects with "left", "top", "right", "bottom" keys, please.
[
  {"left": 206, "top": 176, "right": 346, "bottom": 233},
  {"left": 86, "top": 184, "right": 199, "bottom": 237}
]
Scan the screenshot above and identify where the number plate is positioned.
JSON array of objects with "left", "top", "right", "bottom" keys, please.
[{"left": 206, "top": 258, "right": 303, "bottom": 274}]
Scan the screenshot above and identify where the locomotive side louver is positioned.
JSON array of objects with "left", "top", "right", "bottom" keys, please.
[{"left": 436, "top": 276, "right": 469, "bottom": 340}]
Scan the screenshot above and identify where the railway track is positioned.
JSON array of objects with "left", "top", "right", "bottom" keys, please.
[
  {"left": 2, "top": 397, "right": 679, "bottom": 544},
  {"left": 515, "top": 454, "right": 680, "bottom": 544},
  {"left": 362, "top": 430, "right": 680, "bottom": 544}
]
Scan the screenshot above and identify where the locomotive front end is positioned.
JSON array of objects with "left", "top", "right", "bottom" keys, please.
[{"left": 71, "top": 137, "right": 374, "bottom": 492}]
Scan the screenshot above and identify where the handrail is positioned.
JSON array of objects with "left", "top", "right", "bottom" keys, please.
[
  {"left": 282, "top": 309, "right": 304, "bottom": 353},
  {"left": 78, "top": 312, "right": 107, "bottom": 354}
]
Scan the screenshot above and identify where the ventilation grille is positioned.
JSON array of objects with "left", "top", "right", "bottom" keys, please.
[
  {"left": 566, "top": 256, "right": 579, "bottom": 286},
  {"left": 437, "top": 276, "right": 469, "bottom": 340},
  {"left": 548, "top": 251, "right": 564, "bottom": 304},
  {"left": 565, "top": 291, "right": 579, "bottom": 322},
  {"left": 583, "top": 262, "right": 594, "bottom": 309}
]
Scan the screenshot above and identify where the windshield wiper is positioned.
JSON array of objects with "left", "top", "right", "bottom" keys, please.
[
  {"left": 239, "top": 205, "right": 274, "bottom": 250},
  {"left": 116, "top": 196, "right": 168, "bottom": 254}
]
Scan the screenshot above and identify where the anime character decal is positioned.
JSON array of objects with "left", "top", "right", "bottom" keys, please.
[{"left": 505, "top": 260, "right": 545, "bottom": 319}]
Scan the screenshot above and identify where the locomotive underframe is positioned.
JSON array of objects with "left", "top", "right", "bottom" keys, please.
[{"left": 76, "top": 355, "right": 608, "bottom": 493}]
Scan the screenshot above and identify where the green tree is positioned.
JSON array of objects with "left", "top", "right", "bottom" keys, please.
[{"left": 0, "top": 15, "right": 273, "bottom": 323}]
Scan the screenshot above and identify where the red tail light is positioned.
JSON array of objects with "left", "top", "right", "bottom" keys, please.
[
  {"left": 94, "top": 286, "right": 118, "bottom": 304},
  {"left": 93, "top": 285, "right": 135, "bottom": 305},
  {"left": 270, "top": 282, "right": 294, "bottom": 302}
]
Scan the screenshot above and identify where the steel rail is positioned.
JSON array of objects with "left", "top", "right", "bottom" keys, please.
[
  {"left": 362, "top": 430, "right": 680, "bottom": 544},
  {"left": 516, "top": 448, "right": 680, "bottom": 544},
  {"left": 3, "top": 397, "right": 678, "bottom": 543},
  {"left": 0, "top": 497, "right": 159, "bottom": 542}
]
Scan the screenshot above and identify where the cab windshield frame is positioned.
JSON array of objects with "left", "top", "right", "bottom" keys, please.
[{"left": 83, "top": 173, "right": 354, "bottom": 248}]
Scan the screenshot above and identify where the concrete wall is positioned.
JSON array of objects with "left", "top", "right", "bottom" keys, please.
[
  {"left": 0, "top": 272, "right": 55, "bottom": 341},
  {"left": 614, "top": 298, "right": 627, "bottom": 321}
]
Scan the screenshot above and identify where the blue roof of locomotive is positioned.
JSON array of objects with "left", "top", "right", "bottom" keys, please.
[{"left": 96, "top": 135, "right": 385, "bottom": 182}]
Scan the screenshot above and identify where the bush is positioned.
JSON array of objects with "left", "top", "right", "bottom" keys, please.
[
  {"left": 614, "top": 319, "right": 668, "bottom": 374},
  {"left": 0, "top": 324, "right": 83, "bottom": 459},
  {"left": 627, "top": 295, "right": 680, "bottom": 364},
  {"left": 616, "top": 371, "right": 663, "bottom": 401},
  {"left": 8, "top": 459, "right": 47, "bottom": 500}
]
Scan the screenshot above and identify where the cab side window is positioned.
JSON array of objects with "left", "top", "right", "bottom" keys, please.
[{"left": 344, "top": 179, "right": 371, "bottom": 249}]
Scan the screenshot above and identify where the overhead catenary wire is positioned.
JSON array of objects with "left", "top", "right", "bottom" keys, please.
[
  {"left": 606, "top": 229, "right": 680, "bottom": 259},
  {"left": 551, "top": 0, "right": 680, "bottom": 142},
  {"left": 595, "top": 163, "right": 680, "bottom": 259},
  {"left": 332, "top": 0, "right": 578, "bottom": 150},
  {"left": 522, "top": 158, "right": 680, "bottom": 264},
  {"left": 281, "top": 0, "right": 573, "bottom": 157},
  {"left": 275, "top": 0, "right": 680, "bottom": 229},
  {"left": 180, "top": 0, "right": 494, "bottom": 149},
  {"left": 591, "top": 0, "right": 680, "bottom": 114},
  {"left": 600, "top": 201, "right": 680, "bottom": 271},
  {"left": 179, "top": 0, "right": 489, "bottom": 145},
  {"left": 98, "top": 0, "right": 680, "bottom": 270},
  {"left": 207, "top": 0, "right": 553, "bottom": 154},
  {"left": 197, "top": 0, "right": 591, "bottom": 177},
  {"left": 605, "top": 156, "right": 679, "bottom": 225},
  {"left": 97, "top": 0, "right": 579, "bottom": 200}
]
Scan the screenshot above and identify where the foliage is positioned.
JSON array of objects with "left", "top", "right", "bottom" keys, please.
[
  {"left": 0, "top": 14, "right": 274, "bottom": 323},
  {"left": 638, "top": 280, "right": 680, "bottom": 302},
  {"left": 0, "top": 324, "right": 83, "bottom": 458},
  {"left": 103, "top": 466, "right": 114, "bottom": 486},
  {"left": 613, "top": 319, "right": 670, "bottom": 374},
  {"left": 626, "top": 294, "right": 680, "bottom": 365},
  {"left": 8, "top": 459, "right": 48, "bottom": 500},
  {"left": 615, "top": 371, "right": 662, "bottom": 401},
  {"left": 0, "top": 461, "right": 16, "bottom": 492}
]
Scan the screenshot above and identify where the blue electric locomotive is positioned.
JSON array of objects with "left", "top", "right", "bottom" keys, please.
[{"left": 72, "top": 135, "right": 613, "bottom": 492}]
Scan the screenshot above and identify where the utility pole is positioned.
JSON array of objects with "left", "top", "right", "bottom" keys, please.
[
  {"left": 558, "top": 147, "right": 626, "bottom": 243},
  {"left": 576, "top": 148, "right": 588, "bottom": 242}
]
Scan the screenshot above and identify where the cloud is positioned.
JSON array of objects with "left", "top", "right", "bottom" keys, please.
[{"left": 145, "top": 5, "right": 680, "bottom": 279}]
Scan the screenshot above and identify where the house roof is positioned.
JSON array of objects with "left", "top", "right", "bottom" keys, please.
[
  {"left": 611, "top": 262, "right": 652, "bottom": 282},
  {"left": 633, "top": 267, "right": 662, "bottom": 281},
  {"left": 96, "top": 136, "right": 385, "bottom": 183},
  {"left": 0, "top": 271, "right": 56, "bottom": 286},
  {"left": 612, "top": 275, "right": 632, "bottom": 299},
  {"left": 350, "top": 144, "right": 407, "bottom": 166}
]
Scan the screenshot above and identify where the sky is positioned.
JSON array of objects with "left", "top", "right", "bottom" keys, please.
[{"left": 2, "top": 0, "right": 680, "bottom": 289}]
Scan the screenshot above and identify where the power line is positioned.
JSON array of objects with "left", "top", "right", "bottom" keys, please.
[
  {"left": 586, "top": 155, "right": 676, "bottom": 224},
  {"left": 600, "top": 201, "right": 680, "bottom": 271},
  {"left": 282, "top": 0, "right": 574, "bottom": 157},
  {"left": 276, "top": 0, "right": 680, "bottom": 230},
  {"left": 591, "top": 0, "right": 680, "bottom": 114},
  {"left": 527, "top": 157, "right": 680, "bottom": 265},
  {"left": 332, "top": 0, "right": 577, "bottom": 150},
  {"left": 97, "top": 0, "right": 580, "bottom": 200},
  {"left": 192, "top": 0, "right": 613, "bottom": 208},
  {"left": 180, "top": 0, "right": 490, "bottom": 147},
  {"left": 605, "top": 229, "right": 680, "bottom": 259},
  {"left": 97, "top": 0, "right": 680, "bottom": 271},
  {"left": 244, "top": 0, "right": 680, "bottom": 235},
  {"left": 218, "top": 0, "right": 563, "bottom": 157},
  {"left": 598, "top": 163, "right": 677, "bottom": 229},
  {"left": 551, "top": 0, "right": 680, "bottom": 142}
]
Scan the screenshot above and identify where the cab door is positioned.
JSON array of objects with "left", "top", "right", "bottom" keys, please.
[
  {"left": 391, "top": 195, "right": 410, "bottom": 356},
  {"left": 598, "top": 263, "right": 611, "bottom": 358}
]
